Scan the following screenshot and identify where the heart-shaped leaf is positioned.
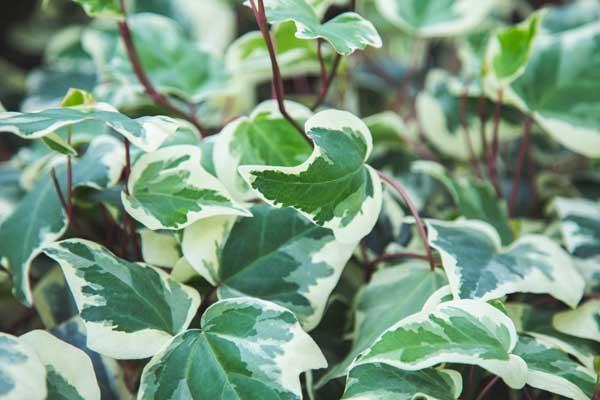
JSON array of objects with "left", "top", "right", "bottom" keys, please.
[{"left": 0, "top": 333, "right": 47, "bottom": 400}]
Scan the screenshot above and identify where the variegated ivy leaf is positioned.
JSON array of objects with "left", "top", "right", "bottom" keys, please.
[
  {"left": 239, "top": 110, "right": 383, "bottom": 244},
  {"left": 72, "top": 0, "right": 121, "bottom": 18},
  {"left": 342, "top": 363, "right": 462, "bottom": 400},
  {"left": 414, "top": 161, "right": 513, "bottom": 245},
  {"left": 484, "top": 13, "right": 542, "bottom": 86},
  {"left": 183, "top": 204, "right": 355, "bottom": 330},
  {"left": 138, "top": 297, "right": 327, "bottom": 400},
  {"left": 543, "top": 0, "right": 600, "bottom": 33},
  {"left": 323, "top": 261, "right": 447, "bottom": 381},
  {"left": 102, "top": 13, "right": 228, "bottom": 103},
  {"left": 374, "top": 0, "right": 496, "bottom": 38},
  {"left": 0, "top": 103, "right": 180, "bottom": 152},
  {"left": 20, "top": 330, "right": 100, "bottom": 400},
  {"left": 122, "top": 145, "right": 250, "bottom": 230},
  {"left": 0, "top": 135, "right": 124, "bottom": 306},
  {"left": 507, "top": 303, "right": 600, "bottom": 370},
  {"left": 0, "top": 333, "right": 46, "bottom": 400},
  {"left": 554, "top": 300, "right": 600, "bottom": 343},
  {"left": 214, "top": 100, "right": 313, "bottom": 201},
  {"left": 554, "top": 197, "right": 600, "bottom": 260},
  {"left": 514, "top": 335, "right": 595, "bottom": 400},
  {"left": 506, "top": 22, "right": 600, "bottom": 157},
  {"left": 427, "top": 219, "right": 585, "bottom": 308},
  {"left": 354, "top": 299, "right": 528, "bottom": 389},
  {"left": 43, "top": 239, "right": 201, "bottom": 359},
  {"left": 139, "top": 229, "right": 181, "bottom": 268},
  {"left": 260, "top": 0, "right": 382, "bottom": 56}
]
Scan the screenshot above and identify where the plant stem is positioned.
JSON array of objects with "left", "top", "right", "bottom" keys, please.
[
  {"left": 311, "top": 39, "right": 342, "bottom": 110},
  {"left": 377, "top": 171, "right": 436, "bottom": 271},
  {"left": 474, "top": 377, "right": 500, "bottom": 400},
  {"left": 122, "top": 138, "right": 142, "bottom": 260},
  {"left": 477, "top": 94, "right": 489, "bottom": 164},
  {"left": 116, "top": 0, "right": 205, "bottom": 136},
  {"left": 459, "top": 84, "right": 481, "bottom": 177},
  {"left": 249, "top": 0, "right": 312, "bottom": 145},
  {"left": 50, "top": 168, "right": 69, "bottom": 219},
  {"left": 509, "top": 116, "right": 533, "bottom": 217},
  {"left": 66, "top": 126, "right": 73, "bottom": 223},
  {"left": 487, "top": 89, "right": 504, "bottom": 196},
  {"left": 366, "top": 251, "right": 438, "bottom": 271}
]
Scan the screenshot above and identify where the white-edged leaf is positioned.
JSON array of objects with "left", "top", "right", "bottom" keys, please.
[
  {"left": 239, "top": 109, "right": 383, "bottom": 244},
  {"left": 427, "top": 219, "right": 585, "bottom": 308},
  {"left": 0, "top": 333, "right": 46, "bottom": 400},
  {"left": 43, "top": 239, "right": 201, "bottom": 359},
  {"left": 554, "top": 300, "right": 600, "bottom": 343},
  {"left": 139, "top": 229, "right": 181, "bottom": 268},
  {"left": 554, "top": 197, "right": 600, "bottom": 261},
  {"left": 138, "top": 297, "right": 327, "bottom": 400}
]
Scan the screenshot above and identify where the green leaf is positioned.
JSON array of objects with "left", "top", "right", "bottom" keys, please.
[
  {"left": 484, "top": 13, "right": 542, "bottom": 85},
  {"left": 40, "top": 133, "right": 78, "bottom": 157},
  {"left": 342, "top": 363, "right": 462, "bottom": 400},
  {"left": 355, "top": 299, "right": 528, "bottom": 389},
  {"left": 554, "top": 197, "right": 600, "bottom": 260},
  {"left": 214, "top": 100, "right": 313, "bottom": 201},
  {"left": 514, "top": 335, "right": 595, "bottom": 400},
  {"left": 507, "top": 22, "right": 600, "bottom": 157},
  {"left": 374, "top": 0, "right": 496, "bottom": 38},
  {"left": 506, "top": 303, "right": 600, "bottom": 370},
  {"left": 0, "top": 103, "right": 180, "bottom": 152},
  {"left": 239, "top": 110, "right": 383, "bottom": 244},
  {"left": 554, "top": 300, "right": 600, "bottom": 343},
  {"left": 0, "top": 136, "right": 125, "bottom": 305},
  {"left": 20, "top": 330, "right": 100, "bottom": 400},
  {"left": 138, "top": 297, "right": 327, "bottom": 400},
  {"left": 43, "top": 239, "right": 201, "bottom": 359},
  {"left": 72, "top": 0, "right": 121, "bottom": 18},
  {"left": 0, "top": 333, "right": 46, "bottom": 400},
  {"left": 414, "top": 161, "right": 513, "bottom": 245},
  {"left": 122, "top": 144, "right": 250, "bottom": 230},
  {"left": 543, "top": 0, "right": 600, "bottom": 33},
  {"left": 139, "top": 229, "right": 181, "bottom": 268},
  {"left": 323, "top": 261, "right": 447, "bottom": 381},
  {"left": 261, "top": 0, "right": 382, "bottom": 56},
  {"left": 427, "top": 219, "right": 585, "bottom": 307},
  {"left": 182, "top": 204, "right": 355, "bottom": 330}
]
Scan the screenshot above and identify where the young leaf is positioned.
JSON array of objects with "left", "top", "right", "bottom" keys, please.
[
  {"left": 514, "top": 335, "right": 595, "bottom": 400},
  {"left": 0, "top": 135, "right": 125, "bottom": 305},
  {"left": 239, "top": 110, "right": 383, "bottom": 244},
  {"left": 427, "top": 219, "right": 585, "bottom": 308},
  {"left": 72, "top": 0, "right": 122, "bottom": 18},
  {"left": 342, "top": 363, "right": 462, "bottom": 400},
  {"left": 139, "top": 229, "right": 181, "bottom": 268},
  {"left": 323, "top": 261, "right": 447, "bottom": 381},
  {"left": 0, "top": 333, "right": 47, "bottom": 400},
  {"left": 374, "top": 0, "right": 496, "bottom": 38},
  {"left": 414, "top": 161, "right": 513, "bottom": 245},
  {"left": 20, "top": 330, "right": 100, "bottom": 400},
  {"left": 183, "top": 204, "right": 355, "bottom": 330},
  {"left": 260, "top": 0, "right": 382, "bottom": 56},
  {"left": 0, "top": 103, "right": 180, "bottom": 152},
  {"left": 43, "top": 239, "right": 201, "bottom": 359},
  {"left": 554, "top": 197, "right": 600, "bottom": 260},
  {"left": 484, "top": 12, "right": 542, "bottom": 85},
  {"left": 122, "top": 145, "right": 250, "bottom": 230},
  {"left": 354, "top": 299, "right": 528, "bottom": 389},
  {"left": 507, "top": 22, "right": 600, "bottom": 157},
  {"left": 554, "top": 300, "right": 600, "bottom": 343},
  {"left": 213, "top": 100, "right": 313, "bottom": 201},
  {"left": 137, "top": 297, "right": 327, "bottom": 400}
]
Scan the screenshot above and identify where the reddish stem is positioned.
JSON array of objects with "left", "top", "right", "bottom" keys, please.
[
  {"left": 66, "top": 127, "right": 73, "bottom": 223},
  {"left": 117, "top": 0, "right": 205, "bottom": 136},
  {"left": 509, "top": 117, "right": 533, "bottom": 217},
  {"left": 487, "top": 89, "right": 504, "bottom": 196},
  {"left": 311, "top": 39, "right": 342, "bottom": 110},
  {"left": 50, "top": 168, "right": 69, "bottom": 219},
  {"left": 122, "top": 138, "right": 142, "bottom": 260},
  {"left": 477, "top": 94, "right": 489, "bottom": 162},
  {"left": 475, "top": 377, "right": 500, "bottom": 400},
  {"left": 249, "top": 0, "right": 311, "bottom": 145},
  {"left": 377, "top": 171, "right": 436, "bottom": 271},
  {"left": 459, "top": 84, "right": 481, "bottom": 177}
]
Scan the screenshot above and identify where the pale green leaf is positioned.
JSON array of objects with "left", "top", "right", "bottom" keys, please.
[
  {"left": 72, "top": 0, "right": 121, "bottom": 18},
  {"left": 0, "top": 135, "right": 125, "bottom": 305},
  {"left": 183, "top": 204, "right": 355, "bottom": 330},
  {"left": 122, "top": 144, "right": 250, "bottom": 230},
  {"left": 20, "top": 330, "right": 100, "bottom": 400},
  {"left": 261, "top": 0, "right": 382, "bottom": 56},
  {"left": 43, "top": 239, "right": 201, "bottom": 359},
  {"left": 342, "top": 363, "right": 462, "bottom": 400},
  {"left": 543, "top": 0, "right": 600, "bottom": 33},
  {"left": 354, "top": 299, "right": 528, "bottom": 389},
  {"left": 0, "top": 333, "right": 46, "bottom": 400},
  {"left": 138, "top": 297, "right": 327, "bottom": 400},
  {"left": 239, "top": 109, "right": 383, "bottom": 244},
  {"left": 139, "top": 229, "right": 181, "bottom": 268},
  {"left": 554, "top": 300, "right": 600, "bottom": 343},
  {"left": 428, "top": 219, "right": 585, "bottom": 308},
  {"left": 514, "top": 335, "right": 595, "bottom": 400}
]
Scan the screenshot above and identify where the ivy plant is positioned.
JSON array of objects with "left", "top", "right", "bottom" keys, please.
[{"left": 0, "top": 0, "right": 599, "bottom": 399}]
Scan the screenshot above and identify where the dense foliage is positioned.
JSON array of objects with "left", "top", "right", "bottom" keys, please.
[{"left": 1, "top": 0, "right": 599, "bottom": 399}]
